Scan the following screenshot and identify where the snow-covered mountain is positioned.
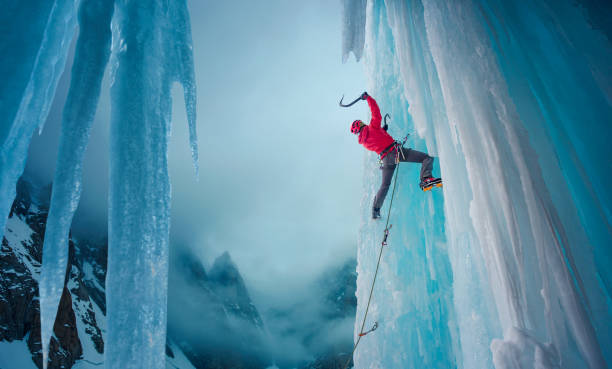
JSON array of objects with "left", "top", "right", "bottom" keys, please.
[
  {"left": 0, "top": 179, "right": 200, "bottom": 369},
  {"left": 1, "top": 178, "right": 104, "bottom": 369},
  {"left": 1, "top": 178, "right": 358, "bottom": 369}
]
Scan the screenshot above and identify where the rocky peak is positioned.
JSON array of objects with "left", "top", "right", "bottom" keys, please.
[
  {"left": 209, "top": 252, "right": 246, "bottom": 296},
  {"left": 208, "top": 252, "right": 263, "bottom": 329}
]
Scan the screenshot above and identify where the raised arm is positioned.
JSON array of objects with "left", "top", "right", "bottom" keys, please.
[{"left": 367, "top": 95, "right": 382, "bottom": 129}]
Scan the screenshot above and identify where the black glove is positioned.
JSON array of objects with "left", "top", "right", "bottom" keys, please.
[
  {"left": 361, "top": 91, "right": 369, "bottom": 100},
  {"left": 383, "top": 124, "right": 388, "bottom": 131}
]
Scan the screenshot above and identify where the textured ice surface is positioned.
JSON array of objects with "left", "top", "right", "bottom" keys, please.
[
  {"left": 349, "top": 0, "right": 612, "bottom": 368},
  {"left": 38, "top": 1, "right": 114, "bottom": 366},
  {"left": 106, "top": 0, "right": 197, "bottom": 368}
]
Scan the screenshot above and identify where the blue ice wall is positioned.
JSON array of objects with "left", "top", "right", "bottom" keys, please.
[{"left": 346, "top": 1, "right": 612, "bottom": 368}]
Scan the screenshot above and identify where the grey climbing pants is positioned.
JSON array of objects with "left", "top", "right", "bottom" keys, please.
[{"left": 372, "top": 147, "right": 433, "bottom": 211}]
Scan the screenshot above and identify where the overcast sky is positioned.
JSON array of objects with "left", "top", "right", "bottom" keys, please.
[{"left": 25, "top": 0, "right": 370, "bottom": 311}]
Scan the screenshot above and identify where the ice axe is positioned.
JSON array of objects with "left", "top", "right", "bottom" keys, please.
[{"left": 339, "top": 92, "right": 368, "bottom": 107}]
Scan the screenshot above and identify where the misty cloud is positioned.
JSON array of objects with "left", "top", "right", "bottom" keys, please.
[{"left": 23, "top": 0, "right": 367, "bottom": 364}]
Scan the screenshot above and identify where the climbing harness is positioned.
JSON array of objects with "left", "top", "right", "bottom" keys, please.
[
  {"left": 379, "top": 134, "right": 410, "bottom": 168},
  {"left": 341, "top": 140, "right": 404, "bottom": 369}
]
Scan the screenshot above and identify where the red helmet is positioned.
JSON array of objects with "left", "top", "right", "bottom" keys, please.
[{"left": 350, "top": 120, "right": 363, "bottom": 134}]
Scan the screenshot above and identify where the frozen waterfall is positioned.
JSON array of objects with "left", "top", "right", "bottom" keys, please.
[{"left": 346, "top": 1, "right": 612, "bottom": 368}]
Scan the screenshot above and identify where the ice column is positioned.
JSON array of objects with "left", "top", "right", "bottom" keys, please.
[
  {"left": 106, "top": 0, "right": 197, "bottom": 368},
  {"left": 39, "top": 1, "right": 114, "bottom": 367}
]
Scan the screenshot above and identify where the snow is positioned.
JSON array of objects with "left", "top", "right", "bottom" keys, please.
[
  {"left": 3, "top": 216, "right": 40, "bottom": 278},
  {"left": 0, "top": 340, "right": 38, "bottom": 369},
  {"left": 347, "top": 0, "right": 612, "bottom": 368},
  {"left": 70, "top": 292, "right": 107, "bottom": 369},
  {"left": 81, "top": 262, "right": 104, "bottom": 292},
  {"left": 66, "top": 266, "right": 104, "bottom": 367}
]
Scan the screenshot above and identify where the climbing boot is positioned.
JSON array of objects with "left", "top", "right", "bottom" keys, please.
[{"left": 420, "top": 177, "right": 442, "bottom": 191}]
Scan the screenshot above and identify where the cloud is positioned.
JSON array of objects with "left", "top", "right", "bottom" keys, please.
[{"left": 24, "top": 0, "right": 367, "bottom": 362}]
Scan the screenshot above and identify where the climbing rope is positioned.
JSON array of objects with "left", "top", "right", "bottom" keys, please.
[{"left": 341, "top": 146, "right": 403, "bottom": 369}]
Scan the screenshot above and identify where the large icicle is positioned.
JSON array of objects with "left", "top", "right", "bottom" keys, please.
[
  {"left": 171, "top": 0, "right": 199, "bottom": 178},
  {"left": 38, "top": 1, "right": 114, "bottom": 367},
  {"left": 341, "top": 0, "right": 367, "bottom": 62},
  {"left": 106, "top": 0, "right": 197, "bottom": 367},
  {"left": 0, "top": 0, "right": 78, "bottom": 245},
  {"left": 353, "top": 0, "right": 612, "bottom": 368}
]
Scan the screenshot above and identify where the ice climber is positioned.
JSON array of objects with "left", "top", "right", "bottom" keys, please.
[{"left": 350, "top": 92, "right": 441, "bottom": 219}]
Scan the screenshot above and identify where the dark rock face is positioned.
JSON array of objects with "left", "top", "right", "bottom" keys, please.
[{"left": 1, "top": 178, "right": 103, "bottom": 369}]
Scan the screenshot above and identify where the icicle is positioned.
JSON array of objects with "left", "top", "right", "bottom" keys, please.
[
  {"left": 341, "top": 0, "right": 367, "bottom": 63},
  {"left": 38, "top": 1, "right": 114, "bottom": 368},
  {"left": 0, "top": 0, "right": 78, "bottom": 246},
  {"left": 106, "top": 0, "right": 197, "bottom": 367},
  {"left": 171, "top": 0, "right": 199, "bottom": 179}
]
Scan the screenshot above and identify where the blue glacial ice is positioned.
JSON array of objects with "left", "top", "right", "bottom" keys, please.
[{"left": 345, "top": 0, "right": 612, "bottom": 368}]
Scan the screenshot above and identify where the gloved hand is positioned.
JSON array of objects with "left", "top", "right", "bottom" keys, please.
[
  {"left": 361, "top": 91, "right": 369, "bottom": 100},
  {"left": 383, "top": 124, "right": 389, "bottom": 131}
]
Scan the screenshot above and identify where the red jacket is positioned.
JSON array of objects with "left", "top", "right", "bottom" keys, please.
[{"left": 358, "top": 96, "right": 395, "bottom": 154}]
